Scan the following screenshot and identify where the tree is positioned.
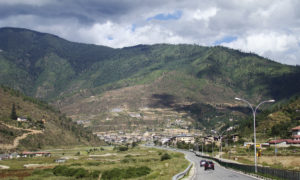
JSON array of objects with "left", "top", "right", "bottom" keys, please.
[
  {"left": 10, "top": 103, "right": 17, "bottom": 120},
  {"left": 160, "top": 153, "right": 171, "bottom": 161},
  {"left": 132, "top": 141, "right": 138, "bottom": 148}
]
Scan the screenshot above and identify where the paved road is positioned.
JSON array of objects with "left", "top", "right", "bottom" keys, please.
[
  {"left": 147, "top": 146, "right": 258, "bottom": 180},
  {"left": 180, "top": 150, "right": 258, "bottom": 180}
]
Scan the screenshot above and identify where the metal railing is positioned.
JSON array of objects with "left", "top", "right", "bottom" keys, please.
[
  {"left": 196, "top": 153, "right": 300, "bottom": 180},
  {"left": 172, "top": 163, "right": 192, "bottom": 180}
]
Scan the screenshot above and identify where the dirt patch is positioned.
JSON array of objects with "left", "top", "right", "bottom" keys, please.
[
  {"left": 89, "top": 153, "right": 117, "bottom": 157},
  {"left": 0, "top": 169, "right": 32, "bottom": 179}
]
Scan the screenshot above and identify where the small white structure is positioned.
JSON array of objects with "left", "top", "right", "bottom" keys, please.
[
  {"left": 55, "top": 159, "right": 66, "bottom": 163},
  {"left": 17, "top": 117, "right": 27, "bottom": 122},
  {"left": 292, "top": 126, "right": 300, "bottom": 139},
  {"left": 129, "top": 113, "right": 141, "bottom": 118},
  {"left": 111, "top": 108, "right": 123, "bottom": 113}
]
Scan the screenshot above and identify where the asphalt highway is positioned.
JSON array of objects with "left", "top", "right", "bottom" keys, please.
[
  {"left": 146, "top": 145, "right": 259, "bottom": 180},
  {"left": 180, "top": 150, "right": 258, "bottom": 180}
]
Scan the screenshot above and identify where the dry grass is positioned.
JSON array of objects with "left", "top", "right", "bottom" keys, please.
[{"left": 241, "top": 156, "right": 300, "bottom": 171}]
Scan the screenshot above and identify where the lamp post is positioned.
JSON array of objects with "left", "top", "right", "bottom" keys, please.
[
  {"left": 202, "top": 142, "right": 203, "bottom": 155},
  {"left": 235, "top": 97, "right": 275, "bottom": 173},
  {"left": 211, "top": 129, "right": 228, "bottom": 158}
]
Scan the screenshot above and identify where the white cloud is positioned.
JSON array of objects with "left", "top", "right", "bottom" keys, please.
[
  {"left": 0, "top": 0, "right": 300, "bottom": 65},
  {"left": 193, "top": 7, "right": 219, "bottom": 21},
  {"left": 222, "top": 32, "right": 300, "bottom": 65},
  {"left": 76, "top": 21, "right": 193, "bottom": 48}
]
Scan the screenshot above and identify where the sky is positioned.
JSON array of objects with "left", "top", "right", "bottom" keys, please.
[{"left": 0, "top": 0, "right": 300, "bottom": 65}]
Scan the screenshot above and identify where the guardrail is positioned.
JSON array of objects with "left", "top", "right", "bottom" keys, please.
[
  {"left": 144, "top": 145, "right": 193, "bottom": 180},
  {"left": 172, "top": 163, "right": 192, "bottom": 180},
  {"left": 195, "top": 153, "right": 300, "bottom": 180}
]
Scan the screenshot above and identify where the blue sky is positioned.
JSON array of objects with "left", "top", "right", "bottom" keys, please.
[
  {"left": 0, "top": 0, "right": 299, "bottom": 65},
  {"left": 214, "top": 36, "right": 237, "bottom": 45},
  {"left": 147, "top": 11, "right": 182, "bottom": 21}
]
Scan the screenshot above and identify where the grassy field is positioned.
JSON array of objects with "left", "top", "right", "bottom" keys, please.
[
  {"left": 221, "top": 145, "right": 300, "bottom": 171},
  {"left": 0, "top": 145, "right": 189, "bottom": 179}
]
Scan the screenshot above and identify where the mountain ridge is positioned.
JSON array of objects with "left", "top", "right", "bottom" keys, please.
[{"left": 0, "top": 27, "right": 299, "bottom": 133}]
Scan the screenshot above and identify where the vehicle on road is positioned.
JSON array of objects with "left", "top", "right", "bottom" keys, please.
[
  {"left": 204, "top": 161, "right": 214, "bottom": 170},
  {"left": 200, "top": 160, "right": 206, "bottom": 167}
]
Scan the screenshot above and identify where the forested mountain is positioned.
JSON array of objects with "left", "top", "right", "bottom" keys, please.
[{"left": 0, "top": 27, "right": 299, "bottom": 133}]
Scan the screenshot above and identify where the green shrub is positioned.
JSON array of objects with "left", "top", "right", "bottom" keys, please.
[
  {"left": 102, "top": 166, "right": 151, "bottom": 180},
  {"left": 52, "top": 165, "right": 90, "bottom": 178},
  {"left": 90, "top": 170, "right": 101, "bottom": 178},
  {"left": 53, "top": 165, "right": 68, "bottom": 176},
  {"left": 86, "top": 162, "right": 101, "bottom": 166},
  {"left": 74, "top": 168, "right": 89, "bottom": 178},
  {"left": 121, "top": 158, "right": 136, "bottom": 163},
  {"left": 71, "top": 163, "right": 81, "bottom": 166},
  {"left": 102, "top": 168, "right": 124, "bottom": 180},
  {"left": 121, "top": 158, "right": 130, "bottom": 163},
  {"left": 160, "top": 153, "right": 171, "bottom": 161},
  {"left": 118, "top": 146, "right": 129, "bottom": 151}
]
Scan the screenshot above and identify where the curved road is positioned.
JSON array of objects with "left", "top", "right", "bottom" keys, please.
[
  {"left": 147, "top": 146, "right": 258, "bottom": 180},
  {"left": 180, "top": 149, "right": 258, "bottom": 180}
]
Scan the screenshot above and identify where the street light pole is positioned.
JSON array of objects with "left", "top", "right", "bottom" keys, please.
[
  {"left": 235, "top": 97, "right": 275, "bottom": 173},
  {"left": 211, "top": 129, "right": 228, "bottom": 158}
]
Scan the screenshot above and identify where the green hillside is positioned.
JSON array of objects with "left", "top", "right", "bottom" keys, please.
[
  {"left": 230, "top": 95, "right": 300, "bottom": 142},
  {"left": 0, "top": 86, "right": 101, "bottom": 152},
  {"left": 0, "top": 27, "right": 299, "bottom": 133}
]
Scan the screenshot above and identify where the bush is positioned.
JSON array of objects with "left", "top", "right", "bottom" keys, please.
[
  {"left": 118, "top": 146, "right": 129, "bottom": 151},
  {"left": 102, "top": 166, "right": 151, "bottom": 180},
  {"left": 74, "top": 168, "right": 89, "bottom": 178},
  {"left": 52, "top": 165, "right": 90, "bottom": 178},
  {"left": 90, "top": 170, "right": 101, "bottom": 178},
  {"left": 121, "top": 158, "right": 130, "bottom": 163},
  {"left": 121, "top": 158, "right": 136, "bottom": 163},
  {"left": 102, "top": 168, "right": 124, "bottom": 180},
  {"left": 71, "top": 163, "right": 82, "bottom": 166},
  {"left": 160, "top": 153, "right": 171, "bottom": 161},
  {"left": 53, "top": 165, "right": 68, "bottom": 176},
  {"left": 86, "top": 162, "right": 101, "bottom": 166}
]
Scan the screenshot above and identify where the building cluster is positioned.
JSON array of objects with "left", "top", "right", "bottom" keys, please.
[
  {"left": 96, "top": 131, "right": 152, "bottom": 144},
  {"left": 269, "top": 126, "right": 300, "bottom": 147},
  {"left": 155, "top": 133, "right": 240, "bottom": 147},
  {"left": 0, "top": 151, "right": 51, "bottom": 160}
]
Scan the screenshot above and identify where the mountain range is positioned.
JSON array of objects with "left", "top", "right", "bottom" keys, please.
[{"left": 0, "top": 27, "right": 300, "bottom": 134}]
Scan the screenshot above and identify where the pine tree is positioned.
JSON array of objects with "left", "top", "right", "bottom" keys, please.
[{"left": 10, "top": 103, "right": 17, "bottom": 120}]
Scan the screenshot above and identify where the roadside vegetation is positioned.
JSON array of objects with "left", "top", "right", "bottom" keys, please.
[{"left": 0, "top": 145, "right": 189, "bottom": 179}]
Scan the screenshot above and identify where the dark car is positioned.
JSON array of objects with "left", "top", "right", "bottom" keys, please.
[
  {"left": 200, "top": 160, "right": 206, "bottom": 167},
  {"left": 204, "top": 161, "right": 214, "bottom": 170}
]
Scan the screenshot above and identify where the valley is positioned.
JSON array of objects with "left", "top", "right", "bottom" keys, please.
[{"left": 0, "top": 27, "right": 299, "bottom": 180}]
